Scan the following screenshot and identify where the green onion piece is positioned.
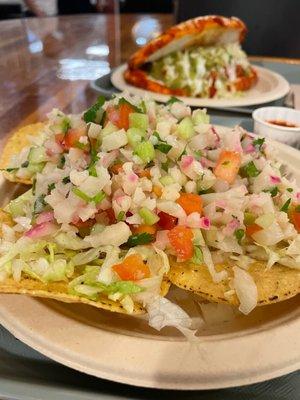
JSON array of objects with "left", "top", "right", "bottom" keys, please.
[
  {"left": 244, "top": 212, "right": 256, "bottom": 225},
  {"left": 280, "top": 198, "right": 291, "bottom": 213},
  {"left": 287, "top": 188, "right": 293, "bottom": 193},
  {"left": 72, "top": 188, "right": 105, "bottom": 204},
  {"left": 234, "top": 229, "right": 245, "bottom": 244},
  {"left": 117, "top": 211, "right": 125, "bottom": 222},
  {"left": 125, "top": 233, "right": 154, "bottom": 248},
  {"left": 166, "top": 96, "right": 181, "bottom": 105},
  {"left": 240, "top": 161, "right": 260, "bottom": 178},
  {"left": 138, "top": 207, "right": 159, "bottom": 225},
  {"left": 62, "top": 176, "right": 70, "bottom": 184},
  {"left": 192, "top": 246, "right": 203, "bottom": 264}
]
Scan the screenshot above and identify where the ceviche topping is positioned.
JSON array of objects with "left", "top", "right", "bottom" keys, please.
[{"left": 2, "top": 94, "right": 300, "bottom": 319}]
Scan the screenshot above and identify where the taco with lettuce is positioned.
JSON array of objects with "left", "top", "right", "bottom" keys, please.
[
  {"left": 124, "top": 15, "right": 257, "bottom": 98},
  {"left": 0, "top": 94, "right": 299, "bottom": 327}
]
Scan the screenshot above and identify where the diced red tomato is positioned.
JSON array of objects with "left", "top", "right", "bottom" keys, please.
[
  {"left": 132, "top": 224, "right": 157, "bottom": 236},
  {"left": 214, "top": 150, "right": 241, "bottom": 184},
  {"left": 55, "top": 128, "right": 87, "bottom": 151},
  {"left": 176, "top": 193, "right": 203, "bottom": 216},
  {"left": 167, "top": 226, "right": 194, "bottom": 261},
  {"left": 113, "top": 254, "right": 150, "bottom": 281},
  {"left": 157, "top": 212, "right": 178, "bottom": 230},
  {"left": 245, "top": 223, "right": 263, "bottom": 237},
  {"left": 106, "top": 103, "right": 135, "bottom": 130},
  {"left": 290, "top": 206, "right": 300, "bottom": 232},
  {"left": 64, "top": 128, "right": 87, "bottom": 150}
]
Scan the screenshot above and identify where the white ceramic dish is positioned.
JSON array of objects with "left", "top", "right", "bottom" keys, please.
[
  {"left": 253, "top": 107, "right": 300, "bottom": 148},
  {"left": 111, "top": 65, "right": 290, "bottom": 108},
  {"left": 0, "top": 131, "right": 299, "bottom": 390}
]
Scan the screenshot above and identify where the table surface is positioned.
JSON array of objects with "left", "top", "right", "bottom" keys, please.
[{"left": 0, "top": 13, "right": 300, "bottom": 400}]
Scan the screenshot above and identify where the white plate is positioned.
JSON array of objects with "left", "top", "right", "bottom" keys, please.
[
  {"left": 111, "top": 65, "right": 290, "bottom": 108},
  {"left": 0, "top": 137, "right": 299, "bottom": 390}
]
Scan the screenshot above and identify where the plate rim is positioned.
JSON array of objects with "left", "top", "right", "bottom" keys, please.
[
  {"left": 0, "top": 137, "right": 299, "bottom": 390},
  {"left": 111, "top": 64, "right": 290, "bottom": 108}
]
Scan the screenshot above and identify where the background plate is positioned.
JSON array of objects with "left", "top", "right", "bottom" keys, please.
[
  {"left": 0, "top": 134, "right": 299, "bottom": 390},
  {"left": 111, "top": 65, "right": 290, "bottom": 108}
]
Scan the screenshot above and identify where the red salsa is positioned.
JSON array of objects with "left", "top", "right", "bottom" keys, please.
[{"left": 267, "top": 119, "right": 299, "bottom": 128}]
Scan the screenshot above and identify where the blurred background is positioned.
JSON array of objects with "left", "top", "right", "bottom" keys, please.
[{"left": 0, "top": 0, "right": 299, "bottom": 57}]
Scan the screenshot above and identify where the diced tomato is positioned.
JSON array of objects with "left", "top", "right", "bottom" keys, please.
[
  {"left": 110, "top": 163, "right": 123, "bottom": 175},
  {"left": 113, "top": 254, "right": 150, "bottom": 281},
  {"left": 214, "top": 150, "right": 241, "bottom": 184},
  {"left": 153, "top": 185, "right": 162, "bottom": 197},
  {"left": 290, "top": 207, "right": 300, "bottom": 232},
  {"left": 132, "top": 224, "right": 157, "bottom": 236},
  {"left": 176, "top": 193, "right": 203, "bottom": 216},
  {"left": 167, "top": 226, "right": 193, "bottom": 261},
  {"left": 157, "top": 211, "right": 177, "bottom": 230},
  {"left": 64, "top": 128, "right": 87, "bottom": 150},
  {"left": 104, "top": 207, "right": 116, "bottom": 224},
  {"left": 106, "top": 103, "right": 135, "bottom": 130},
  {"left": 245, "top": 223, "right": 263, "bottom": 237}
]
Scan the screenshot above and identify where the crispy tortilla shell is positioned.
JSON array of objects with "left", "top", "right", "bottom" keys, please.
[
  {"left": 0, "top": 210, "right": 170, "bottom": 314},
  {"left": 128, "top": 15, "right": 246, "bottom": 69},
  {"left": 168, "top": 259, "right": 300, "bottom": 306},
  {"left": 0, "top": 122, "right": 45, "bottom": 185}
]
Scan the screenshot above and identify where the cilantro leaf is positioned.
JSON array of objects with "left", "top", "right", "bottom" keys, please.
[
  {"left": 280, "top": 198, "right": 291, "bottom": 213},
  {"left": 33, "top": 194, "right": 46, "bottom": 214},
  {"left": 253, "top": 137, "right": 265, "bottom": 150},
  {"left": 155, "top": 142, "right": 172, "bottom": 154},
  {"left": 125, "top": 233, "right": 154, "bottom": 248},
  {"left": 263, "top": 187, "right": 279, "bottom": 197},
  {"left": 83, "top": 96, "right": 105, "bottom": 124},
  {"left": 240, "top": 161, "right": 260, "bottom": 178}
]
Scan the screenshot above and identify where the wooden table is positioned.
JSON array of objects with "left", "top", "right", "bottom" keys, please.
[
  {"left": 0, "top": 13, "right": 173, "bottom": 138},
  {"left": 0, "top": 13, "right": 299, "bottom": 142}
]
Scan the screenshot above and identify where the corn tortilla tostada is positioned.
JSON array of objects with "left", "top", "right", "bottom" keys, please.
[
  {"left": 0, "top": 94, "right": 299, "bottom": 330},
  {"left": 125, "top": 15, "right": 257, "bottom": 98},
  {"left": 0, "top": 123, "right": 45, "bottom": 185}
]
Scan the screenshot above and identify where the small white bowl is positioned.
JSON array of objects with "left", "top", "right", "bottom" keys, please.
[{"left": 252, "top": 107, "right": 300, "bottom": 148}]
